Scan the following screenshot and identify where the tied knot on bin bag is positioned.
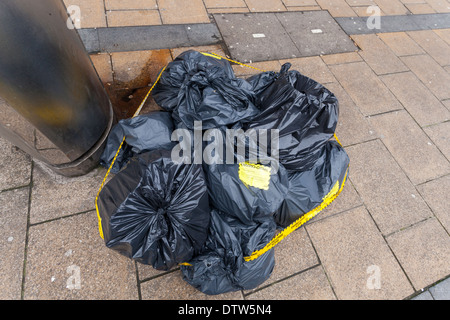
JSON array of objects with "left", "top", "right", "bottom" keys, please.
[{"left": 95, "top": 50, "right": 349, "bottom": 295}]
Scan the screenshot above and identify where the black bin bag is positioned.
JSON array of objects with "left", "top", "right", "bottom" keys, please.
[
  {"left": 100, "top": 111, "right": 175, "bottom": 173},
  {"left": 274, "top": 140, "right": 350, "bottom": 228},
  {"left": 97, "top": 149, "right": 211, "bottom": 271},
  {"left": 151, "top": 50, "right": 261, "bottom": 130},
  {"left": 181, "top": 209, "right": 276, "bottom": 295},
  {"left": 205, "top": 160, "right": 289, "bottom": 225},
  {"left": 244, "top": 63, "right": 339, "bottom": 172}
]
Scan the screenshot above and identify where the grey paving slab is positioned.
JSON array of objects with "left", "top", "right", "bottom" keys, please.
[
  {"left": 429, "top": 277, "right": 450, "bottom": 300},
  {"left": 335, "top": 13, "right": 450, "bottom": 35},
  {"left": 30, "top": 163, "right": 108, "bottom": 224},
  {"left": 335, "top": 16, "right": 377, "bottom": 35},
  {"left": 368, "top": 110, "right": 450, "bottom": 185},
  {"left": 417, "top": 174, "right": 450, "bottom": 234},
  {"left": 245, "top": 266, "right": 336, "bottom": 300},
  {"left": 411, "top": 290, "right": 434, "bottom": 300},
  {"left": 97, "top": 24, "right": 221, "bottom": 53},
  {"left": 184, "top": 23, "right": 222, "bottom": 46},
  {"left": 0, "top": 137, "right": 31, "bottom": 191},
  {"left": 24, "top": 211, "right": 138, "bottom": 299},
  {"left": 275, "top": 11, "right": 357, "bottom": 57},
  {"left": 306, "top": 206, "right": 414, "bottom": 300},
  {"left": 213, "top": 12, "right": 299, "bottom": 62},
  {"left": 328, "top": 61, "right": 403, "bottom": 116},
  {"left": 214, "top": 11, "right": 356, "bottom": 62},
  {"left": 345, "top": 140, "right": 432, "bottom": 235},
  {"left": 409, "top": 13, "right": 450, "bottom": 30},
  {"left": 386, "top": 218, "right": 450, "bottom": 290},
  {"left": 0, "top": 188, "right": 29, "bottom": 300},
  {"left": 77, "top": 28, "right": 100, "bottom": 54},
  {"left": 380, "top": 72, "right": 450, "bottom": 127}
]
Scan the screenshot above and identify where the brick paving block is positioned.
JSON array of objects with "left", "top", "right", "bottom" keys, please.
[
  {"left": 286, "top": 5, "right": 322, "bottom": 10},
  {"left": 23, "top": 212, "right": 139, "bottom": 299},
  {"left": 351, "top": 34, "right": 408, "bottom": 75},
  {"left": 405, "top": 3, "right": 436, "bottom": 13},
  {"left": 386, "top": 218, "right": 450, "bottom": 290},
  {"left": 140, "top": 270, "right": 243, "bottom": 299},
  {"left": 401, "top": 54, "right": 450, "bottom": 101},
  {"left": 316, "top": 0, "right": 357, "bottom": 17},
  {"left": 417, "top": 172, "right": 450, "bottom": 233},
  {"left": 407, "top": 30, "right": 450, "bottom": 66},
  {"left": 372, "top": 0, "right": 409, "bottom": 15},
  {"left": 171, "top": 45, "right": 226, "bottom": 60},
  {"left": 429, "top": 277, "right": 450, "bottom": 300},
  {"left": 279, "top": 56, "right": 336, "bottom": 84},
  {"left": 346, "top": 140, "right": 432, "bottom": 235},
  {"left": 352, "top": 6, "right": 385, "bottom": 16},
  {"left": 246, "top": 228, "right": 318, "bottom": 293},
  {"left": 377, "top": 32, "right": 425, "bottom": 56},
  {"left": 29, "top": 163, "right": 107, "bottom": 224},
  {"left": 424, "top": 121, "right": 450, "bottom": 162},
  {"left": 0, "top": 188, "right": 29, "bottom": 299},
  {"left": 283, "top": 0, "right": 319, "bottom": 6},
  {"left": 158, "top": 0, "right": 210, "bottom": 24},
  {"left": 232, "top": 60, "right": 282, "bottom": 77},
  {"left": 426, "top": 0, "right": 450, "bottom": 12},
  {"left": 306, "top": 206, "right": 414, "bottom": 299},
  {"left": 346, "top": 0, "right": 377, "bottom": 5},
  {"left": 246, "top": 266, "right": 336, "bottom": 299},
  {"left": 380, "top": 72, "right": 450, "bottom": 127},
  {"left": 63, "top": 0, "right": 107, "bottom": 28},
  {"left": 321, "top": 52, "right": 363, "bottom": 65},
  {"left": 204, "top": 0, "right": 247, "bottom": 8},
  {"left": 245, "top": 0, "right": 286, "bottom": 11},
  {"left": 106, "top": 10, "right": 161, "bottom": 27},
  {"left": 90, "top": 53, "right": 113, "bottom": 84},
  {"left": 443, "top": 99, "right": 450, "bottom": 111},
  {"left": 368, "top": 110, "right": 450, "bottom": 185},
  {"left": 399, "top": 0, "right": 427, "bottom": 3},
  {"left": 208, "top": 7, "right": 250, "bottom": 13},
  {"left": 329, "top": 62, "right": 402, "bottom": 116},
  {"left": 325, "top": 82, "right": 376, "bottom": 146},
  {"left": 104, "top": 0, "right": 158, "bottom": 10},
  {"left": 433, "top": 28, "right": 450, "bottom": 45},
  {"left": 0, "top": 137, "right": 31, "bottom": 191},
  {"left": 111, "top": 49, "right": 172, "bottom": 89}
]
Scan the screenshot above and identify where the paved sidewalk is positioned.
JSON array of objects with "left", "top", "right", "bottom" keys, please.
[{"left": 1, "top": 0, "right": 450, "bottom": 300}]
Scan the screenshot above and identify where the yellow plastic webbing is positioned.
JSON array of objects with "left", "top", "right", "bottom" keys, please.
[
  {"left": 94, "top": 52, "right": 348, "bottom": 265},
  {"left": 94, "top": 66, "right": 166, "bottom": 239},
  {"left": 244, "top": 168, "right": 348, "bottom": 262}
]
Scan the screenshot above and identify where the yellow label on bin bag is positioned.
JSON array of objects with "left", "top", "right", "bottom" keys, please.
[{"left": 238, "top": 162, "right": 271, "bottom": 190}]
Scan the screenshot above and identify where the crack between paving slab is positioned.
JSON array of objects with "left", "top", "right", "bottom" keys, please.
[{"left": 20, "top": 161, "right": 33, "bottom": 300}]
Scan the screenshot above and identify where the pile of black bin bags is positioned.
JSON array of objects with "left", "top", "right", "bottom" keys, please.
[{"left": 97, "top": 50, "right": 350, "bottom": 295}]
